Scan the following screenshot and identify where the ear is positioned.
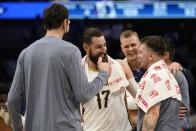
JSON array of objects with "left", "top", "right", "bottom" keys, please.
[
  {"left": 83, "top": 43, "right": 88, "bottom": 52},
  {"left": 64, "top": 19, "right": 68, "bottom": 25},
  {"left": 62, "top": 19, "right": 67, "bottom": 31},
  {"left": 163, "top": 52, "right": 169, "bottom": 60},
  {"left": 63, "top": 19, "right": 70, "bottom": 33},
  {"left": 149, "top": 52, "right": 154, "bottom": 61}
]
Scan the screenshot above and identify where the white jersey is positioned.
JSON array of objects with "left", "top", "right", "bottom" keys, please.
[
  {"left": 124, "top": 58, "right": 138, "bottom": 110},
  {"left": 81, "top": 56, "right": 131, "bottom": 131},
  {"left": 126, "top": 91, "right": 138, "bottom": 109}
]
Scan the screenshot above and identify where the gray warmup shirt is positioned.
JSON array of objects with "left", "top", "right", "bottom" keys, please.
[
  {"left": 174, "top": 71, "right": 191, "bottom": 128},
  {"left": 137, "top": 98, "right": 181, "bottom": 131},
  {"left": 7, "top": 36, "right": 109, "bottom": 131}
]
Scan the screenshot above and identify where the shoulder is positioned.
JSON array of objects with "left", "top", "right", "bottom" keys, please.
[
  {"left": 109, "top": 57, "right": 123, "bottom": 69},
  {"left": 173, "top": 70, "right": 184, "bottom": 80},
  {"left": 174, "top": 70, "right": 184, "bottom": 78},
  {"left": 174, "top": 70, "right": 187, "bottom": 84},
  {"left": 40, "top": 37, "right": 80, "bottom": 52},
  {"left": 141, "top": 68, "right": 163, "bottom": 84},
  {"left": 56, "top": 40, "right": 81, "bottom": 56},
  {"left": 18, "top": 48, "right": 27, "bottom": 62},
  {"left": 60, "top": 40, "right": 79, "bottom": 50}
]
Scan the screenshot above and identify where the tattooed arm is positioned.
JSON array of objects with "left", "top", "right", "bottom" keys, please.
[{"left": 142, "top": 103, "right": 160, "bottom": 131}]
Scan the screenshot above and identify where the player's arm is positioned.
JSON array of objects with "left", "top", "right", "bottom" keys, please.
[
  {"left": 174, "top": 71, "right": 189, "bottom": 120},
  {"left": 7, "top": 51, "right": 25, "bottom": 131},
  {"left": 65, "top": 47, "right": 110, "bottom": 103},
  {"left": 168, "top": 62, "right": 182, "bottom": 74},
  {"left": 117, "top": 59, "right": 138, "bottom": 97},
  {"left": 142, "top": 103, "right": 160, "bottom": 131}
]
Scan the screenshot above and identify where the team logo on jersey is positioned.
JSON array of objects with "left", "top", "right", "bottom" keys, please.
[{"left": 107, "top": 77, "right": 123, "bottom": 86}]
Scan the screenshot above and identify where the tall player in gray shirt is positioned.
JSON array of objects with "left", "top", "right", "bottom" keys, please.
[{"left": 7, "top": 3, "right": 111, "bottom": 131}]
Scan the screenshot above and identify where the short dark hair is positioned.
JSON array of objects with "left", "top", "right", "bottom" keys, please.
[
  {"left": 43, "top": 3, "right": 69, "bottom": 30},
  {"left": 82, "top": 28, "right": 103, "bottom": 45},
  {"left": 120, "top": 30, "right": 139, "bottom": 39},
  {"left": 164, "top": 38, "right": 175, "bottom": 61},
  {"left": 141, "top": 36, "right": 166, "bottom": 56}
]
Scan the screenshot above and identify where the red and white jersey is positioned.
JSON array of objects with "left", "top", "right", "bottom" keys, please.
[
  {"left": 136, "top": 60, "right": 182, "bottom": 113},
  {"left": 81, "top": 56, "right": 131, "bottom": 131}
]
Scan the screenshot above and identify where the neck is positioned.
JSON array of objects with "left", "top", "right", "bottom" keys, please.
[
  {"left": 148, "top": 56, "right": 163, "bottom": 68},
  {"left": 45, "top": 28, "right": 64, "bottom": 39},
  {"left": 127, "top": 58, "right": 141, "bottom": 70},
  {"left": 165, "top": 59, "right": 172, "bottom": 66},
  {"left": 86, "top": 56, "right": 98, "bottom": 71}
]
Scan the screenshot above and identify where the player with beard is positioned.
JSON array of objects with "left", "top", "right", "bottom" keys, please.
[{"left": 81, "top": 28, "right": 138, "bottom": 131}]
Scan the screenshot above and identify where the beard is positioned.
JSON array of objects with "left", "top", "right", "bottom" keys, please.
[{"left": 89, "top": 50, "right": 106, "bottom": 65}]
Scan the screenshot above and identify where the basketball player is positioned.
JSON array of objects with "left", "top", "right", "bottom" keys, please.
[
  {"left": 7, "top": 4, "right": 111, "bottom": 131},
  {"left": 81, "top": 28, "right": 138, "bottom": 131},
  {"left": 120, "top": 30, "right": 184, "bottom": 127}
]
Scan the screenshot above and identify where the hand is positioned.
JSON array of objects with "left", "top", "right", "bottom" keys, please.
[
  {"left": 97, "top": 57, "right": 111, "bottom": 76},
  {"left": 117, "top": 59, "right": 133, "bottom": 79},
  {"left": 179, "top": 105, "right": 187, "bottom": 120},
  {"left": 169, "top": 62, "right": 183, "bottom": 74}
]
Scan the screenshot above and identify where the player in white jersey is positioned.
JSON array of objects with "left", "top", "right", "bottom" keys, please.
[
  {"left": 82, "top": 56, "right": 131, "bottom": 131},
  {"left": 81, "top": 28, "right": 138, "bottom": 131}
]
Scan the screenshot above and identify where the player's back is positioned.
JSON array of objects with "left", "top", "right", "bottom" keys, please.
[{"left": 22, "top": 36, "right": 83, "bottom": 131}]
